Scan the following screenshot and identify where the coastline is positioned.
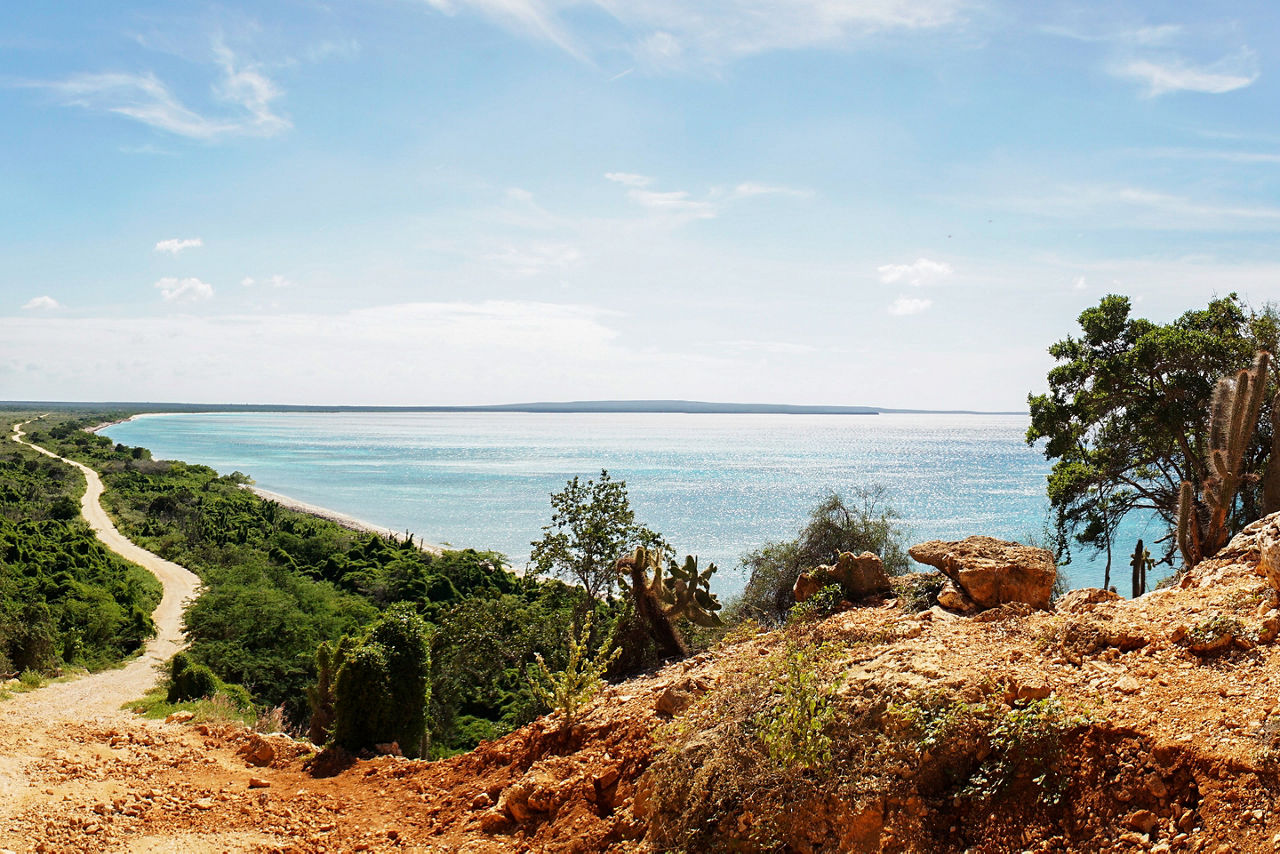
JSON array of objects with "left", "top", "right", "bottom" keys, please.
[
  {"left": 246, "top": 485, "right": 444, "bottom": 556},
  {"left": 86, "top": 415, "right": 445, "bottom": 557}
]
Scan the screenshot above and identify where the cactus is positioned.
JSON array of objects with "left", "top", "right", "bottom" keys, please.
[
  {"left": 306, "top": 636, "right": 348, "bottom": 745},
  {"left": 617, "top": 547, "right": 722, "bottom": 660},
  {"left": 1176, "top": 480, "right": 1201, "bottom": 568},
  {"left": 1178, "top": 351, "right": 1271, "bottom": 567}
]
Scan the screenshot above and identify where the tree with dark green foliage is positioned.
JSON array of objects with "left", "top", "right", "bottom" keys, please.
[
  {"left": 1027, "top": 294, "right": 1279, "bottom": 568},
  {"left": 530, "top": 469, "right": 667, "bottom": 600},
  {"left": 332, "top": 602, "right": 432, "bottom": 758},
  {"left": 731, "top": 488, "right": 909, "bottom": 625}
]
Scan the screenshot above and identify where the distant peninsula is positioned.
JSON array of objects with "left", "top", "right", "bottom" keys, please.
[{"left": 1, "top": 399, "right": 1027, "bottom": 416}]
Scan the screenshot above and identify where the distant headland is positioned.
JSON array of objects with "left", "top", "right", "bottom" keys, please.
[{"left": 0, "top": 399, "right": 1027, "bottom": 416}]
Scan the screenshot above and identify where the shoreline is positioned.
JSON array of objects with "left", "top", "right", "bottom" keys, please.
[
  {"left": 243, "top": 485, "right": 443, "bottom": 556},
  {"left": 85, "top": 416, "right": 446, "bottom": 557}
]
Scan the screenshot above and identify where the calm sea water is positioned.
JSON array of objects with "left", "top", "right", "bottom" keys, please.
[{"left": 102, "top": 412, "right": 1169, "bottom": 597}]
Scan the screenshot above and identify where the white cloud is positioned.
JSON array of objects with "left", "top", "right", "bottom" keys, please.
[
  {"left": 1072, "top": 276, "right": 1087, "bottom": 290},
  {"left": 1115, "top": 50, "right": 1259, "bottom": 96},
  {"left": 627, "top": 189, "right": 717, "bottom": 220},
  {"left": 21, "top": 296, "right": 60, "bottom": 311},
  {"left": 488, "top": 243, "right": 583, "bottom": 275},
  {"left": 30, "top": 42, "right": 289, "bottom": 139},
  {"left": 418, "top": 0, "right": 969, "bottom": 67},
  {"left": 154, "top": 237, "right": 203, "bottom": 254},
  {"left": 887, "top": 296, "right": 932, "bottom": 316},
  {"left": 155, "top": 277, "right": 214, "bottom": 303},
  {"left": 604, "top": 172, "right": 652, "bottom": 187},
  {"left": 241, "top": 274, "right": 294, "bottom": 288},
  {"left": 877, "top": 257, "right": 954, "bottom": 286},
  {"left": 731, "top": 182, "right": 813, "bottom": 199}
]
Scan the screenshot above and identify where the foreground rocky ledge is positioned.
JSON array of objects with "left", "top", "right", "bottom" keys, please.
[{"left": 7, "top": 518, "right": 1280, "bottom": 852}]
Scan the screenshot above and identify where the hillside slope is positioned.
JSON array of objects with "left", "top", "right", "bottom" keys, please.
[{"left": 5, "top": 512, "right": 1280, "bottom": 851}]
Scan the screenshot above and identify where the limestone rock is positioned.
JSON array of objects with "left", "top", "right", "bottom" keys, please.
[
  {"left": 909, "top": 536, "right": 1056, "bottom": 611},
  {"left": 239, "top": 734, "right": 276, "bottom": 768},
  {"left": 1260, "top": 525, "right": 1280, "bottom": 593},
  {"left": 793, "top": 551, "right": 890, "bottom": 604},
  {"left": 1056, "top": 587, "right": 1123, "bottom": 614},
  {"left": 164, "top": 711, "right": 194, "bottom": 724},
  {"left": 936, "top": 579, "right": 975, "bottom": 612}
]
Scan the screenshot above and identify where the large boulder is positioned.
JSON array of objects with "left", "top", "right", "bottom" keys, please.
[
  {"left": 908, "top": 536, "right": 1055, "bottom": 611},
  {"left": 793, "top": 551, "right": 890, "bottom": 603}
]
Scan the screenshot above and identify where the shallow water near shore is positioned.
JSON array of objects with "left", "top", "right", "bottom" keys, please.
[{"left": 102, "top": 412, "right": 1170, "bottom": 598}]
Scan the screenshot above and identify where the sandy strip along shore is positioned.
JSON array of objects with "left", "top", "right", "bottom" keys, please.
[{"left": 245, "top": 485, "right": 443, "bottom": 555}]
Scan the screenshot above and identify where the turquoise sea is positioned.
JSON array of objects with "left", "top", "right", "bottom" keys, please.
[{"left": 101, "top": 412, "right": 1170, "bottom": 597}]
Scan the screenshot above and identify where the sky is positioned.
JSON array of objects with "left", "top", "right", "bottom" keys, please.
[{"left": 2, "top": 1, "right": 1278, "bottom": 410}]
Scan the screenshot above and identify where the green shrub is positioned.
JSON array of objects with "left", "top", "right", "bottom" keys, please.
[
  {"left": 755, "top": 642, "right": 843, "bottom": 769},
  {"left": 168, "top": 652, "right": 220, "bottom": 702},
  {"left": 332, "top": 603, "right": 432, "bottom": 758},
  {"left": 785, "top": 583, "right": 844, "bottom": 626},
  {"left": 530, "top": 613, "right": 619, "bottom": 728}
]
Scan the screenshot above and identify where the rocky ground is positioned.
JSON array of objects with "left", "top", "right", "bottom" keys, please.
[{"left": 5, "top": 517, "right": 1280, "bottom": 851}]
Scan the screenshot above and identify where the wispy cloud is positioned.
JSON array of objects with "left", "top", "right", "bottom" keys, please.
[
  {"left": 988, "top": 184, "right": 1280, "bottom": 229},
  {"left": 487, "top": 243, "right": 583, "bottom": 276},
  {"left": 1115, "top": 50, "right": 1259, "bottom": 96},
  {"left": 155, "top": 277, "right": 214, "bottom": 303},
  {"left": 604, "top": 171, "right": 652, "bottom": 187},
  {"left": 241, "top": 275, "right": 293, "bottom": 288},
  {"left": 730, "top": 182, "right": 813, "bottom": 199},
  {"left": 29, "top": 41, "right": 289, "bottom": 139},
  {"left": 887, "top": 296, "right": 932, "bottom": 316},
  {"left": 154, "top": 237, "right": 203, "bottom": 254},
  {"left": 21, "top": 296, "right": 60, "bottom": 311},
  {"left": 418, "top": 0, "right": 969, "bottom": 68},
  {"left": 877, "top": 257, "right": 953, "bottom": 286}
]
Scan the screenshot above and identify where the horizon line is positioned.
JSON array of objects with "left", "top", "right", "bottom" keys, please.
[{"left": 1, "top": 398, "right": 1029, "bottom": 416}]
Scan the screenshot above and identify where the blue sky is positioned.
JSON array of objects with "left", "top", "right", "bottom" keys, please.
[{"left": 2, "top": 0, "right": 1278, "bottom": 408}]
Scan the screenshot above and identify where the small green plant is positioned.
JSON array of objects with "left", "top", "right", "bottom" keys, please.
[
  {"left": 530, "top": 613, "right": 620, "bottom": 728},
  {"left": 754, "top": 643, "right": 843, "bottom": 770},
  {"left": 966, "top": 697, "right": 1092, "bottom": 806},
  {"left": 888, "top": 690, "right": 981, "bottom": 754},
  {"left": 18, "top": 670, "right": 43, "bottom": 690},
  {"left": 786, "top": 583, "right": 844, "bottom": 626}
]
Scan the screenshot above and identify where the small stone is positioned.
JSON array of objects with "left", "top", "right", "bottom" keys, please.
[
  {"left": 194, "top": 798, "right": 214, "bottom": 810},
  {"left": 164, "top": 711, "right": 194, "bottom": 724},
  {"left": 1126, "top": 809, "right": 1158, "bottom": 834},
  {"left": 248, "top": 777, "right": 270, "bottom": 789},
  {"left": 1115, "top": 676, "right": 1142, "bottom": 695}
]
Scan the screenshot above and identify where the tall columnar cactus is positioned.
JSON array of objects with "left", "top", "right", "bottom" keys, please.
[
  {"left": 1178, "top": 351, "right": 1272, "bottom": 567},
  {"left": 307, "top": 636, "right": 348, "bottom": 745},
  {"left": 617, "top": 547, "right": 722, "bottom": 660}
]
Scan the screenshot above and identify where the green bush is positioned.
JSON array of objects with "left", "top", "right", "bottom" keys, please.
[
  {"left": 168, "top": 651, "right": 219, "bottom": 702},
  {"left": 332, "top": 603, "right": 432, "bottom": 757}
]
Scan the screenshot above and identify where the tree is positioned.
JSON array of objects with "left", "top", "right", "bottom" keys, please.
[
  {"left": 530, "top": 469, "right": 666, "bottom": 600},
  {"left": 732, "top": 487, "right": 909, "bottom": 625},
  {"left": 1027, "top": 293, "right": 1278, "bottom": 568}
]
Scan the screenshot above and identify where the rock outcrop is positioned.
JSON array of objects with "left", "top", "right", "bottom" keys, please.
[
  {"left": 793, "top": 551, "right": 890, "bottom": 603},
  {"left": 909, "top": 536, "right": 1056, "bottom": 611}
]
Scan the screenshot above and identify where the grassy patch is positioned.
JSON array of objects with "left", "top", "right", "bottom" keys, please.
[{"left": 125, "top": 685, "right": 258, "bottom": 727}]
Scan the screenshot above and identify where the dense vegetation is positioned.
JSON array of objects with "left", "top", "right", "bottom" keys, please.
[
  {"left": 0, "top": 417, "right": 160, "bottom": 677},
  {"left": 1027, "top": 294, "right": 1279, "bottom": 577},
  {"left": 25, "top": 414, "right": 596, "bottom": 755}
]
